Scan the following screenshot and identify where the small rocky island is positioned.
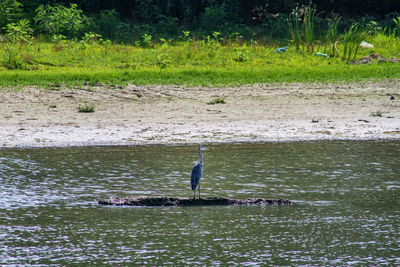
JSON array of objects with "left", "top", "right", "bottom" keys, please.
[{"left": 98, "top": 196, "right": 293, "bottom": 207}]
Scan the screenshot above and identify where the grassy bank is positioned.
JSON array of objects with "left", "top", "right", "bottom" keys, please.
[{"left": 1, "top": 35, "right": 400, "bottom": 88}]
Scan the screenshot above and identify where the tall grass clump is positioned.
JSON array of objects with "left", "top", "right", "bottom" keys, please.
[
  {"left": 287, "top": 4, "right": 366, "bottom": 62},
  {"left": 288, "top": 6, "right": 302, "bottom": 50},
  {"left": 341, "top": 23, "right": 365, "bottom": 62},
  {"left": 302, "top": 5, "right": 317, "bottom": 53},
  {"left": 288, "top": 4, "right": 318, "bottom": 53},
  {"left": 1, "top": 45, "right": 24, "bottom": 69},
  {"left": 78, "top": 103, "right": 95, "bottom": 113},
  {"left": 324, "top": 14, "right": 341, "bottom": 57}
]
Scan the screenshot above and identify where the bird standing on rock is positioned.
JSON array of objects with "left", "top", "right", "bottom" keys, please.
[{"left": 191, "top": 145, "right": 207, "bottom": 200}]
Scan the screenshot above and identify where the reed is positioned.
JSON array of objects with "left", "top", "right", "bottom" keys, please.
[
  {"left": 302, "top": 4, "right": 317, "bottom": 53},
  {"left": 341, "top": 23, "right": 365, "bottom": 62},
  {"left": 288, "top": 4, "right": 318, "bottom": 53},
  {"left": 324, "top": 14, "right": 341, "bottom": 57},
  {"left": 288, "top": 6, "right": 302, "bottom": 50}
]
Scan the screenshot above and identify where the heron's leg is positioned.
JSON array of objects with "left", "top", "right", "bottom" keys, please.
[
  {"left": 193, "top": 190, "right": 195, "bottom": 200},
  {"left": 199, "top": 183, "right": 201, "bottom": 200}
]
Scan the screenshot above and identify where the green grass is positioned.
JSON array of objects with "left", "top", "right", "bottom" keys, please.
[
  {"left": 1, "top": 36, "right": 400, "bottom": 88},
  {"left": 78, "top": 103, "right": 95, "bottom": 113},
  {"left": 207, "top": 97, "right": 226, "bottom": 105}
]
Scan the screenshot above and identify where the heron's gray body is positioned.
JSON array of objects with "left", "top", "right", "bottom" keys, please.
[
  {"left": 191, "top": 146, "right": 205, "bottom": 199},
  {"left": 191, "top": 163, "right": 202, "bottom": 190}
]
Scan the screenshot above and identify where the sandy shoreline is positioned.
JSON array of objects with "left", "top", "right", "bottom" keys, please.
[{"left": 1, "top": 81, "right": 399, "bottom": 148}]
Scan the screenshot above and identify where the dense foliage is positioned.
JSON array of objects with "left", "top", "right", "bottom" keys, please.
[
  {"left": 1, "top": 0, "right": 400, "bottom": 87},
  {"left": 18, "top": 0, "right": 400, "bottom": 23},
  {"left": 0, "top": 0, "right": 399, "bottom": 42}
]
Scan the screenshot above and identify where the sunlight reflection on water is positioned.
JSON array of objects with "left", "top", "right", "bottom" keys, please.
[{"left": 0, "top": 141, "right": 399, "bottom": 265}]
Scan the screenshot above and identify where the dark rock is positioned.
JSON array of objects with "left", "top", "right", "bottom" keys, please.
[{"left": 98, "top": 196, "right": 293, "bottom": 207}]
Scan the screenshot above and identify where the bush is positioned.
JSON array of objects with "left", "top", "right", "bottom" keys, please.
[
  {"left": 80, "top": 32, "right": 103, "bottom": 47},
  {"left": 93, "top": 9, "right": 120, "bottom": 40},
  {"left": 92, "top": 9, "right": 135, "bottom": 43},
  {"left": 3, "top": 19, "right": 33, "bottom": 43},
  {"left": 1, "top": 17, "right": 33, "bottom": 70},
  {"left": 0, "top": 0, "right": 23, "bottom": 32},
  {"left": 114, "top": 22, "right": 133, "bottom": 43},
  {"left": 142, "top": 33, "right": 153, "bottom": 47},
  {"left": 34, "top": 3, "right": 90, "bottom": 39},
  {"left": 1, "top": 44, "right": 24, "bottom": 69},
  {"left": 200, "top": 5, "right": 229, "bottom": 31},
  {"left": 154, "top": 17, "right": 180, "bottom": 37},
  {"left": 262, "top": 13, "right": 290, "bottom": 40},
  {"left": 51, "top": 34, "right": 70, "bottom": 50},
  {"left": 132, "top": 0, "right": 165, "bottom": 24}
]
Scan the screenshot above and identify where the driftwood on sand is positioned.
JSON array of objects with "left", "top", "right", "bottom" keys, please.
[{"left": 98, "top": 196, "right": 292, "bottom": 207}]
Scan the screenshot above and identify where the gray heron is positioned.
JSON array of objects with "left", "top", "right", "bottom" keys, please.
[{"left": 191, "top": 145, "right": 207, "bottom": 200}]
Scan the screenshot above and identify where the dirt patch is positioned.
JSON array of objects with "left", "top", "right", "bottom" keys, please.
[
  {"left": 352, "top": 54, "right": 400, "bottom": 64},
  {"left": 98, "top": 196, "right": 293, "bottom": 206},
  {"left": 0, "top": 81, "right": 399, "bottom": 148}
]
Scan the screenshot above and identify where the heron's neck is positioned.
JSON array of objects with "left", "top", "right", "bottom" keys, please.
[{"left": 199, "top": 148, "right": 203, "bottom": 166}]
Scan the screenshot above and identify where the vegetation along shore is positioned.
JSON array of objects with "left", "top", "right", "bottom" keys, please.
[
  {"left": 1, "top": 1, "right": 400, "bottom": 87},
  {"left": 0, "top": 1, "right": 400, "bottom": 147}
]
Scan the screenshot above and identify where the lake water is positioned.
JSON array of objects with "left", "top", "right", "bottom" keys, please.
[{"left": 0, "top": 141, "right": 399, "bottom": 265}]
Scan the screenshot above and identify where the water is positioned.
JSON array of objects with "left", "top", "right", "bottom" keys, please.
[{"left": 0, "top": 141, "right": 399, "bottom": 265}]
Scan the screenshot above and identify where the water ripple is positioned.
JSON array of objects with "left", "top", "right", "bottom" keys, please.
[{"left": 0, "top": 142, "right": 399, "bottom": 265}]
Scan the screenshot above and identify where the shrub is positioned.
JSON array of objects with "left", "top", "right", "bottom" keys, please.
[
  {"left": 154, "top": 17, "right": 180, "bottom": 37},
  {"left": 263, "top": 13, "right": 290, "bottom": 40},
  {"left": 34, "top": 3, "right": 90, "bottom": 39},
  {"left": 1, "top": 44, "right": 24, "bottom": 69},
  {"left": 136, "top": 33, "right": 153, "bottom": 48},
  {"left": 1, "top": 18, "right": 33, "bottom": 70},
  {"left": 80, "top": 32, "right": 103, "bottom": 47},
  {"left": 114, "top": 22, "right": 133, "bottom": 43},
  {"left": 0, "top": 0, "right": 23, "bottom": 32},
  {"left": 0, "top": 41, "right": 35, "bottom": 70},
  {"left": 3, "top": 18, "right": 33, "bottom": 43},
  {"left": 157, "top": 53, "right": 172, "bottom": 70},
  {"left": 93, "top": 9, "right": 120, "bottom": 40},
  {"left": 51, "top": 34, "right": 71, "bottom": 50},
  {"left": 201, "top": 5, "right": 228, "bottom": 31}
]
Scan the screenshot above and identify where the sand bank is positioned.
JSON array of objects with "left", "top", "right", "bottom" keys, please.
[{"left": 1, "top": 81, "right": 399, "bottom": 148}]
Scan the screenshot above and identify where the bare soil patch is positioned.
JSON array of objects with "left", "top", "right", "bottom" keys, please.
[
  {"left": 1, "top": 81, "right": 399, "bottom": 148},
  {"left": 352, "top": 53, "right": 400, "bottom": 64}
]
